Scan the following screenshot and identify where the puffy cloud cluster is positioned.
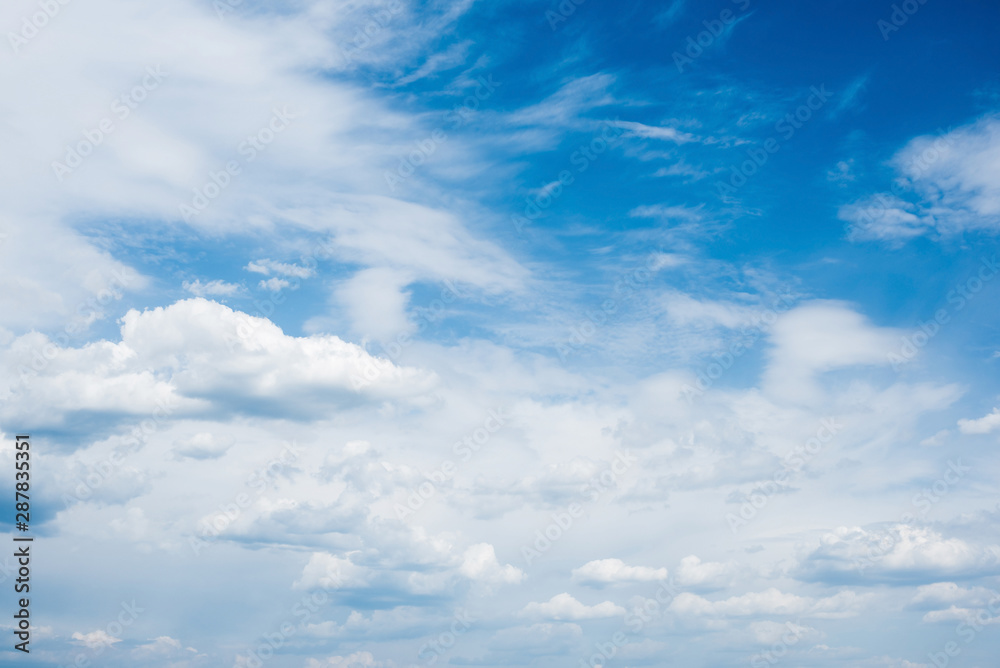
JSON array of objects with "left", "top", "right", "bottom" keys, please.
[{"left": 2, "top": 298, "right": 435, "bottom": 428}]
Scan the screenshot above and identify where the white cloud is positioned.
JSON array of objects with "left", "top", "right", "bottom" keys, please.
[
  {"left": 629, "top": 203, "right": 706, "bottom": 223},
  {"left": 306, "top": 196, "right": 526, "bottom": 293},
  {"left": 958, "top": 407, "right": 1000, "bottom": 434},
  {"left": 71, "top": 629, "right": 122, "bottom": 649},
  {"left": 394, "top": 40, "right": 472, "bottom": 86},
  {"left": 669, "top": 588, "right": 867, "bottom": 619},
  {"left": 659, "top": 290, "right": 757, "bottom": 329},
  {"left": 571, "top": 558, "right": 668, "bottom": 586},
  {"left": 842, "top": 194, "right": 930, "bottom": 243},
  {"left": 336, "top": 267, "right": 414, "bottom": 342},
  {"left": 827, "top": 159, "right": 856, "bottom": 184},
  {"left": 911, "top": 582, "right": 1000, "bottom": 609},
  {"left": 246, "top": 259, "right": 316, "bottom": 279},
  {"left": 519, "top": 593, "right": 625, "bottom": 620},
  {"left": 4, "top": 1, "right": 999, "bottom": 663},
  {"left": 675, "top": 555, "right": 737, "bottom": 589},
  {"left": 0, "top": 0, "right": 524, "bottom": 344},
  {"left": 798, "top": 525, "right": 1000, "bottom": 583},
  {"left": 897, "top": 115, "right": 1000, "bottom": 227},
  {"left": 459, "top": 543, "right": 525, "bottom": 585},
  {"left": 259, "top": 277, "right": 292, "bottom": 292},
  {"left": 763, "top": 301, "right": 902, "bottom": 403},
  {"left": 920, "top": 429, "right": 950, "bottom": 447},
  {"left": 293, "top": 552, "right": 370, "bottom": 590},
  {"left": 843, "top": 114, "right": 1000, "bottom": 241},
  {"left": 117, "top": 299, "right": 434, "bottom": 409},
  {"left": 183, "top": 279, "right": 241, "bottom": 297},
  {"left": 613, "top": 120, "right": 698, "bottom": 144},
  {"left": 2, "top": 298, "right": 436, "bottom": 426},
  {"left": 505, "top": 74, "right": 616, "bottom": 130},
  {"left": 921, "top": 605, "right": 1000, "bottom": 625}
]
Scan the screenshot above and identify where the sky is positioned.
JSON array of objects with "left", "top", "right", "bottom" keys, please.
[{"left": 1, "top": 0, "right": 1000, "bottom": 666}]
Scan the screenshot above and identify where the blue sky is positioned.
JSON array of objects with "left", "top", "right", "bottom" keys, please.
[{"left": 2, "top": 0, "right": 1000, "bottom": 666}]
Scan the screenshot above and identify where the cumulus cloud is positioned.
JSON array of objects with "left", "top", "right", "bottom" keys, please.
[
  {"left": 797, "top": 525, "right": 1000, "bottom": 584},
  {"left": 571, "top": 558, "right": 668, "bottom": 586},
  {"left": 675, "top": 555, "right": 738, "bottom": 590},
  {"left": 958, "top": 407, "right": 1000, "bottom": 434},
  {"left": 459, "top": 543, "right": 525, "bottom": 585},
  {"left": 2, "top": 298, "right": 436, "bottom": 427},
  {"left": 519, "top": 593, "right": 625, "bottom": 620},
  {"left": 911, "top": 582, "right": 1000, "bottom": 608},
  {"left": 294, "top": 552, "right": 370, "bottom": 590}
]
